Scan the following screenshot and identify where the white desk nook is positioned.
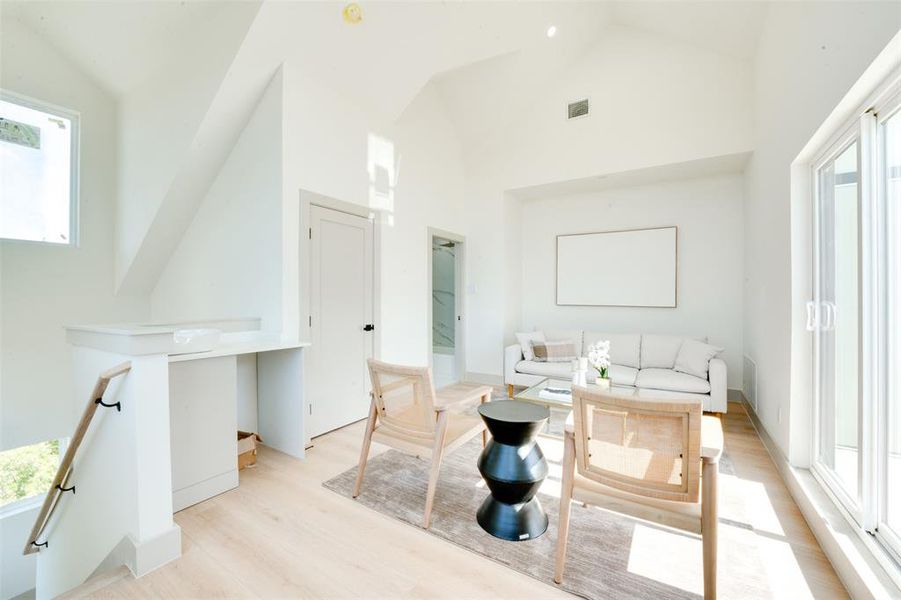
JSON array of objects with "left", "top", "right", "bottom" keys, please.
[{"left": 48, "top": 318, "right": 308, "bottom": 591}]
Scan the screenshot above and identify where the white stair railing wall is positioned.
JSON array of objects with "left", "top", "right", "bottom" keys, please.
[{"left": 33, "top": 349, "right": 180, "bottom": 600}]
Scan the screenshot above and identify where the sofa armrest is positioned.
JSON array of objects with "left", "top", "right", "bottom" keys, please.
[
  {"left": 505, "top": 344, "right": 523, "bottom": 385},
  {"left": 708, "top": 358, "right": 727, "bottom": 413}
]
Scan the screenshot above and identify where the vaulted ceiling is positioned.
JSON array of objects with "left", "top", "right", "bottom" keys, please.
[
  {"left": 4, "top": 1, "right": 767, "bottom": 120},
  {"left": 1, "top": 0, "right": 768, "bottom": 294}
]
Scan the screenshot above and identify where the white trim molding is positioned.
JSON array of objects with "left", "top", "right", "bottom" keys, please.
[{"left": 743, "top": 398, "right": 901, "bottom": 598}]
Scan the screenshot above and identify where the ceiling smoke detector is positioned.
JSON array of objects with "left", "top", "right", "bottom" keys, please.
[
  {"left": 343, "top": 3, "right": 362, "bottom": 24},
  {"left": 567, "top": 98, "right": 590, "bottom": 120}
]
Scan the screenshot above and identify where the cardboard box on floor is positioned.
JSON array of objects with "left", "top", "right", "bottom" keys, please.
[{"left": 237, "top": 431, "right": 262, "bottom": 470}]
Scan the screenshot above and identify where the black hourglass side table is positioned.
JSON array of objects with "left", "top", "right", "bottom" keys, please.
[{"left": 476, "top": 400, "right": 550, "bottom": 541}]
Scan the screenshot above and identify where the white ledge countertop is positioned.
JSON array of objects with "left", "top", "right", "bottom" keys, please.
[
  {"left": 65, "top": 318, "right": 307, "bottom": 357},
  {"left": 168, "top": 332, "right": 309, "bottom": 363}
]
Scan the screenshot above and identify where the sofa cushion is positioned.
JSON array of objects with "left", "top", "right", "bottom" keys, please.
[
  {"left": 516, "top": 331, "right": 545, "bottom": 361},
  {"left": 545, "top": 330, "right": 583, "bottom": 353},
  {"left": 592, "top": 364, "right": 638, "bottom": 387},
  {"left": 674, "top": 339, "right": 723, "bottom": 378},
  {"left": 640, "top": 335, "right": 686, "bottom": 369},
  {"left": 583, "top": 332, "right": 641, "bottom": 369},
  {"left": 635, "top": 368, "right": 711, "bottom": 394},
  {"left": 515, "top": 360, "right": 572, "bottom": 379}
]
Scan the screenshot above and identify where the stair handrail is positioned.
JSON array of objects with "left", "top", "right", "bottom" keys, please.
[{"left": 22, "top": 361, "right": 132, "bottom": 555}]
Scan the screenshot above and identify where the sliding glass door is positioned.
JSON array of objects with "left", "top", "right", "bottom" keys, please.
[
  {"left": 812, "top": 85, "right": 901, "bottom": 563},
  {"left": 814, "top": 138, "right": 862, "bottom": 514}
]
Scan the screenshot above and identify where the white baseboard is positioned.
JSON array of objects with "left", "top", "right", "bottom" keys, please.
[
  {"left": 172, "top": 470, "right": 238, "bottom": 513},
  {"left": 742, "top": 399, "right": 900, "bottom": 599},
  {"left": 115, "top": 524, "right": 181, "bottom": 578}
]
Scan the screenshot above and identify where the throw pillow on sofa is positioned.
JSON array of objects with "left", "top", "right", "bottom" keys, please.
[
  {"left": 532, "top": 340, "right": 577, "bottom": 363},
  {"left": 674, "top": 339, "right": 723, "bottom": 378},
  {"left": 516, "top": 331, "right": 545, "bottom": 361}
]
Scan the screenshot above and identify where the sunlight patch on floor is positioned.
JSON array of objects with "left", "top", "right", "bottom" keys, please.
[
  {"left": 755, "top": 532, "right": 816, "bottom": 600},
  {"left": 733, "top": 476, "right": 786, "bottom": 536},
  {"left": 627, "top": 522, "right": 702, "bottom": 595}
]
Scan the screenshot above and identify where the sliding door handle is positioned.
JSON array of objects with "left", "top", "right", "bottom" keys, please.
[
  {"left": 363, "top": 324, "right": 375, "bottom": 332},
  {"left": 806, "top": 301, "right": 819, "bottom": 331}
]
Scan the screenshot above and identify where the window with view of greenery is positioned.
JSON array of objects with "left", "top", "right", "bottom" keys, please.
[{"left": 0, "top": 440, "right": 60, "bottom": 507}]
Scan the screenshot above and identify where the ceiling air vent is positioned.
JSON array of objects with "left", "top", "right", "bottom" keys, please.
[{"left": 567, "top": 98, "right": 589, "bottom": 120}]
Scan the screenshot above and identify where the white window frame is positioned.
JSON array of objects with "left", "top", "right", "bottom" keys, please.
[
  {"left": 0, "top": 89, "right": 80, "bottom": 246},
  {"left": 810, "top": 124, "right": 864, "bottom": 523},
  {"left": 810, "top": 75, "right": 901, "bottom": 569},
  {"left": 873, "top": 89, "right": 901, "bottom": 564}
]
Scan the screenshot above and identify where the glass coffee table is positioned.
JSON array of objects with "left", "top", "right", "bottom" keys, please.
[
  {"left": 513, "top": 378, "right": 577, "bottom": 410},
  {"left": 514, "top": 378, "right": 700, "bottom": 434}
]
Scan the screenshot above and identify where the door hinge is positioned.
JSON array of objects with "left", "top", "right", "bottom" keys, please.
[
  {"left": 309, "top": 227, "right": 312, "bottom": 240},
  {"left": 309, "top": 404, "right": 312, "bottom": 415},
  {"left": 309, "top": 315, "right": 312, "bottom": 327}
]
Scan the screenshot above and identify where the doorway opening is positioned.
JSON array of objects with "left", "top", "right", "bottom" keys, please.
[{"left": 429, "top": 230, "right": 465, "bottom": 388}]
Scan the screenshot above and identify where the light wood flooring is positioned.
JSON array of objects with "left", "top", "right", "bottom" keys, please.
[{"left": 65, "top": 402, "right": 847, "bottom": 599}]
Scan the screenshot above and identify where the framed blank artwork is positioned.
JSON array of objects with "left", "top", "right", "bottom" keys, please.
[{"left": 556, "top": 226, "right": 677, "bottom": 307}]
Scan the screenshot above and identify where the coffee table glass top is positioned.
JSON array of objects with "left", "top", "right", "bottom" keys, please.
[
  {"left": 513, "top": 378, "right": 575, "bottom": 409},
  {"left": 514, "top": 378, "right": 703, "bottom": 409}
]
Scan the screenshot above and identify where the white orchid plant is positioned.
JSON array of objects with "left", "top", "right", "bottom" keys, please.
[{"left": 587, "top": 340, "right": 611, "bottom": 380}]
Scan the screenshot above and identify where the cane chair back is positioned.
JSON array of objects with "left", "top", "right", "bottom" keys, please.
[
  {"left": 571, "top": 385, "right": 702, "bottom": 503},
  {"left": 367, "top": 358, "right": 438, "bottom": 442}
]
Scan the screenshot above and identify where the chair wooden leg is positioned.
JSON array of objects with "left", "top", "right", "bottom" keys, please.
[
  {"left": 702, "top": 457, "right": 719, "bottom": 599},
  {"left": 554, "top": 431, "right": 576, "bottom": 584},
  {"left": 423, "top": 411, "right": 449, "bottom": 528},
  {"left": 507, "top": 384, "right": 514, "bottom": 398},
  {"left": 353, "top": 397, "right": 378, "bottom": 498}
]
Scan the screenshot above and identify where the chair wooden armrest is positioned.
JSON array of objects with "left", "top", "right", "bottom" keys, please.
[
  {"left": 434, "top": 383, "right": 492, "bottom": 412},
  {"left": 701, "top": 414, "right": 724, "bottom": 463}
]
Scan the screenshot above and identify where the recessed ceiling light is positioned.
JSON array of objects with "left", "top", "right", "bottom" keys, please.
[{"left": 546, "top": 25, "right": 557, "bottom": 38}]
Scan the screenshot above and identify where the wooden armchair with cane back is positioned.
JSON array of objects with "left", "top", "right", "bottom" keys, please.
[
  {"left": 555, "top": 385, "right": 724, "bottom": 597},
  {"left": 354, "top": 358, "right": 493, "bottom": 528}
]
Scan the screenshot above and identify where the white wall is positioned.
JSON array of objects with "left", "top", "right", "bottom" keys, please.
[
  {"left": 148, "top": 61, "right": 469, "bottom": 369},
  {"left": 0, "top": 20, "right": 150, "bottom": 598},
  {"left": 743, "top": 2, "right": 901, "bottom": 458},
  {"left": 0, "top": 501, "right": 40, "bottom": 600},
  {"left": 0, "top": 17, "right": 149, "bottom": 451},
  {"left": 377, "top": 83, "right": 468, "bottom": 365},
  {"left": 151, "top": 71, "right": 283, "bottom": 331},
  {"left": 519, "top": 174, "right": 745, "bottom": 385},
  {"left": 460, "top": 25, "right": 755, "bottom": 379},
  {"left": 115, "top": 3, "right": 261, "bottom": 293}
]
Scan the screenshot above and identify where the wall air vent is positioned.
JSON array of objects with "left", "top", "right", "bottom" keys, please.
[{"left": 567, "top": 98, "right": 590, "bottom": 120}]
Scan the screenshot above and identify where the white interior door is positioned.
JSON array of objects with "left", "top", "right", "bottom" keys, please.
[{"left": 308, "top": 206, "right": 373, "bottom": 438}]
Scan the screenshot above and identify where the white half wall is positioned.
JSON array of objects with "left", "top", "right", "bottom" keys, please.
[
  {"left": 151, "top": 70, "right": 284, "bottom": 331},
  {"left": 520, "top": 173, "right": 745, "bottom": 386}
]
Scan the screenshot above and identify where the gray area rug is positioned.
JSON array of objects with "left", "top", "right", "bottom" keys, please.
[{"left": 324, "top": 433, "right": 768, "bottom": 600}]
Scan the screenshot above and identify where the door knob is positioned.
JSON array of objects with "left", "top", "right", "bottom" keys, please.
[{"left": 363, "top": 324, "right": 375, "bottom": 332}]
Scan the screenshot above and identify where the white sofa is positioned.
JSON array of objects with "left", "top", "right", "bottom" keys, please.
[{"left": 504, "top": 330, "right": 727, "bottom": 413}]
